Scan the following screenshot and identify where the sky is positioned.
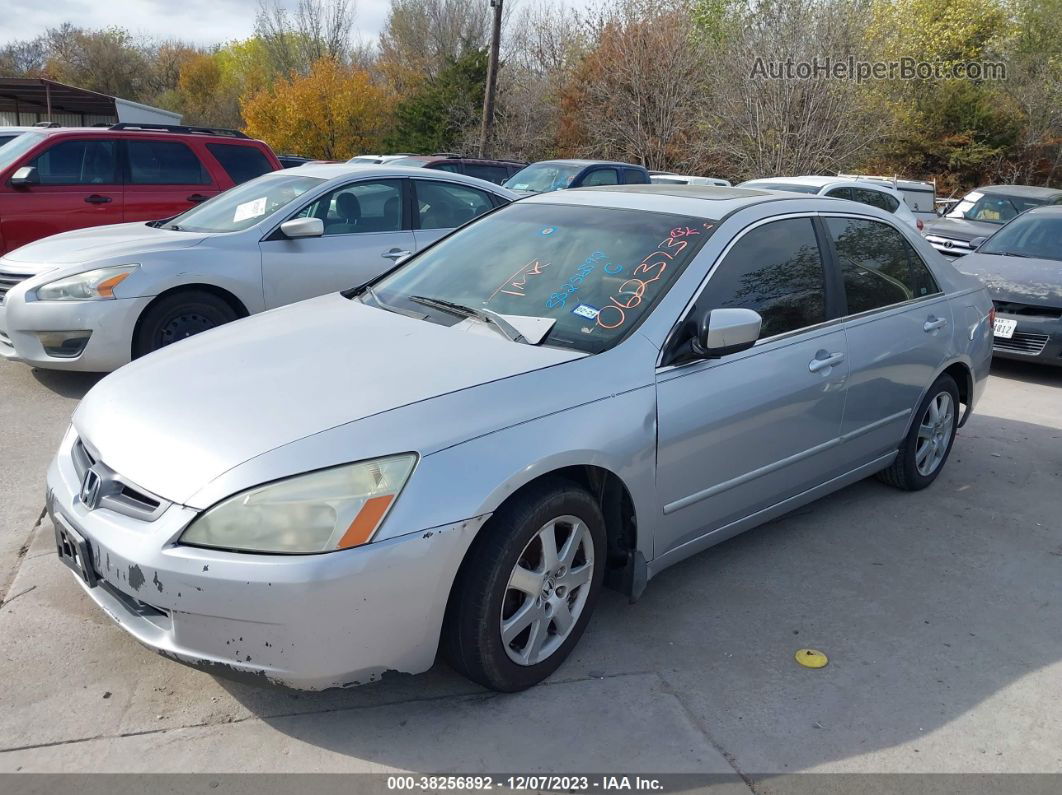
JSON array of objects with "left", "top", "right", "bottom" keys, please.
[{"left": 2, "top": 0, "right": 595, "bottom": 47}]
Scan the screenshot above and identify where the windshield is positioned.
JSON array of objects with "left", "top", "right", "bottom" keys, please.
[
  {"left": 162, "top": 173, "right": 323, "bottom": 233},
  {"left": 0, "top": 132, "right": 45, "bottom": 171},
  {"left": 980, "top": 214, "right": 1062, "bottom": 262},
  {"left": 504, "top": 163, "right": 583, "bottom": 193},
  {"left": 946, "top": 190, "right": 1051, "bottom": 224},
  {"left": 738, "top": 181, "right": 820, "bottom": 194},
  {"left": 367, "top": 202, "right": 716, "bottom": 354}
]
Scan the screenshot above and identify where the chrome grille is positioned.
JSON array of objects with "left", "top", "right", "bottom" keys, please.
[
  {"left": 72, "top": 437, "right": 169, "bottom": 521},
  {"left": 0, "top": 271, "right": 29, "bottom": 304},
  {"left": 994, "top": 331, "right": 1050, "bottom": 355}
]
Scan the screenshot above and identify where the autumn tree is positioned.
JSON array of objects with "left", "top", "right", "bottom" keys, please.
[{"left": 242, "top": 57, "right": 392, "bottom": 159}]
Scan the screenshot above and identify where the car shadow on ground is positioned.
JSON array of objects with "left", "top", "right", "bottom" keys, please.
[
  {"left": 989, "top": 357, "right": 1062, "bottom": 386},
  {"left": 209, "top": 395, "right": 1061, "bottom": 772},
  {"left": 30, "top": 368, "right": 105, "bottom": 399}
]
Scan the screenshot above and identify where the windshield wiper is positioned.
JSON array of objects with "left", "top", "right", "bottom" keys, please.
[
  {"left": 409, "top": 295, "right": 527, "bottom": 343},
  {"left": 360, "top": 284, "right": 428, "bottom": 320}
]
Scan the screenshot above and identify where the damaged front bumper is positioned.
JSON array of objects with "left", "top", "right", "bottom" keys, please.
[{"left": 46, "top": 437, "right": 486, "bottom": 690}]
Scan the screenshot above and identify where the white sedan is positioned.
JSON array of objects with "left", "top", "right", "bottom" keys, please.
[
  {"left": 738, "top": 175, "right": 923, "bottom": 231},
  {"left": 0, "top": 165, "right": 515, "bottom": 371}
]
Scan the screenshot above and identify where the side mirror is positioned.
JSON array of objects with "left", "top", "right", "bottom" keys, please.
[
  {"left": 280, "top": 217, "right": 324, "bottom": 239},
  {"left": 694, "top": 308, "right": 763, "bottom": 358},
  {"left": 10, "top": 166, "right": 38, "bottom": 187},
  {"left": 969, "top": 236, "right": 986, "bottom": 250}
]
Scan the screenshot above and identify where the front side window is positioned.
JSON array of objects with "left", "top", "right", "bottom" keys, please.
[
  {"left": 297, "top": 179, "right": 404, "bottom": 235},
  {"left": 128, "top": 140, "right": 210, "bottom": 185},
  {"left": 504, "top": 162, "right": 582, "bottom": 193},
  {"left": 699, "top": 218, "right": 826, "bottom": 338},
  {"left": 30, "top": 140, "right": 118, "bottom": 185},
  {"left": 369, "top": 203, "right": 716, "bottom": 354},
  {"left": 206, "top": 143, "right": 273, "bottom": 185},
  {"left": 946, "top": 190, "right": 1049, "bottom": 224},
  {"left": 581, "top": 168, "right": 619, "bottom": 187},
  {"left": 161, "top": 173, "right": 323, "bottom": 233},
  {"left": 825, "top": 217, "right": 940, "bottom": 314},
  {"left": 979, "top": 213, "right": 1062, "bottom": 262}
]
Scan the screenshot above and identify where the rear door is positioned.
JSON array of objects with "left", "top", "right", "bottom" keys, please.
[
  {"left": 0, "top": 137, "right": 123, "bottom": 250},
  {"left": 259, "top": 177, "right": 414, "bottom": 308},
  {"left": 122, "top": 138, "right": 221, "bottom": 222},
  {"left": 410, "top": 178, "right": 499, "bottom": 249},
  {"left": 654, "top": 216, "right": 849, "bottom": 557},
  {"left": 206, "top": 143, "right": 277, "bottom": 187},
  {"left": 821, "top": 214, "right": 951, "bottom": 468},
  {"left": 576, "top": 167, "right": 619, "bottom": 188}
]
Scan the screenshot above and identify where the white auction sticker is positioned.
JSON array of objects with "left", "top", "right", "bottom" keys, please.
[{"left": 233, "top": 197, "right": 267, "bottom": 222}]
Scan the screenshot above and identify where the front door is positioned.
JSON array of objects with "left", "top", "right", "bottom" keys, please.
[
  {"left": 259, "top": 178, "right": 413, "bottom": 309},
  {"left": 655, "top": 217, "right": 849, "bottom": 558},
  {"left": 1, "top": 138, "right": 124, "bottom": 251}
]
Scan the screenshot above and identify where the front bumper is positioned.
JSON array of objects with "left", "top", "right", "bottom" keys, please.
[
  {"left": 46, "top": 432, "right": 485, "bottom": 690},
  {"left": 992, "top": 312, "right": 1062, "bottom": 366},
  {"left": 0, "top": 291, "right": 150, "bottom": 372}
]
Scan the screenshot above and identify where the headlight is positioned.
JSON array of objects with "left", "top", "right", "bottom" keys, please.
[
  {"left": 35, "top": 265, "right": 138, "bottom": 301},
  {"left": 179, "top": 454, "right": 417, "bottom": 554}
]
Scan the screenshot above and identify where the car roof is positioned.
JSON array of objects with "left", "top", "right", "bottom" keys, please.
[
  {"left": 1023, "top": 205, "right": 1062, "bottom": 217},
  {"left": 279, "top": 163, "right": 518, "bottom": 195},
  {"left": 535, "top": 159, "right": 646, "bottom": 169},
  {"left": 519, "top": 183, "right": 785, "bottom": 218},
  {"left": 977, "top": 184, "right": 1062, "bottom": 198}
]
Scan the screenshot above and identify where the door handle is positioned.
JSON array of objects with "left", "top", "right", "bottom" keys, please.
[
  {"left": 84, "top": 194, "right": 112, "bottom": 204},
  {"left": 923, "top": 316, "right": 948, "bottom": 332},
  {"left": 187, "top": 193, "right": 211, "bottom": 203},
  {"left": 809, "top": 351, "right": 845, "bottom": 372},
  {"left": 383, "top": 249, "right": 412, "bottom": 260}
]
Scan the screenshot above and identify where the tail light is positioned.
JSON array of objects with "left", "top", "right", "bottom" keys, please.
[
  {"left": 988, "top": 306, "right": 996, "bottom": 327},
  {"left": 916, "top": 218, "right": 924, "bottom": 232}
]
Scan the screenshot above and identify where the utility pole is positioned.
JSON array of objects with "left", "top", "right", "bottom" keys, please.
[{"left": 478, "top": 0, "right": 503, "bottom": 158}]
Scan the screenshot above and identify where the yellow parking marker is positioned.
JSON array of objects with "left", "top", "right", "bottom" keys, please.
[{"left": 795, "top": 648, "right": 829, "bottom": 668}]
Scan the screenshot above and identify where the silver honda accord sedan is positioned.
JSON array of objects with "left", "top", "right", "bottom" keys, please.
[{"left": 47, "top": 185, "right": 994, "bottom": 692}]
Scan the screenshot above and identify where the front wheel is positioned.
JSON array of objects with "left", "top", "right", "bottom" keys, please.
[
  {"left": 442, "top": 478, "right": 606, "bottom": 692},
  {"left": 133, "top": 290, "right": 238, "bottom": 359},
  {"left": 877, "top": 374, "right": 960, "bottom": 491}
]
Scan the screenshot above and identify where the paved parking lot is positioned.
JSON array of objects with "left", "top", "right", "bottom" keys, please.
[{"left": 0, "top": 356, "right": 1060, "bottom": 778}]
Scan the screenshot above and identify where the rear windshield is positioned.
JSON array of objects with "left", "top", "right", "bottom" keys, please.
[
  {"left": 946, "top": 190, "right": 1052, "bottom": 224},
  {"left": 505, "top": 163, "right": 583, "bottom": 193},
  {"left": 369, "top": 202, "right": 716, "bottom": 354}
]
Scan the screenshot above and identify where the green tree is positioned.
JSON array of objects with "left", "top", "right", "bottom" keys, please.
[{"left": 384, "top": 48, "right": 488, "bottom": 153}]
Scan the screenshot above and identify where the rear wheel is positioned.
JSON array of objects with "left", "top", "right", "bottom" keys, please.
[
  {"left": 443, "top": 478, "right": 606, "bottom": 692},
  {"left": 133, "top": 290, "right": 238, "bottom": 359},
  {"left": 877, "top": 374, "right": 959, "bottom": 491}
]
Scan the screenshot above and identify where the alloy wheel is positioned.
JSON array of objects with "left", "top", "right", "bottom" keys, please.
[{"left": 915, "top": 392, "right": 954, "bottom": 477}]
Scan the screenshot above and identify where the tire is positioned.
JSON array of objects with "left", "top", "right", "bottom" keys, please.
[
  {"left": 133, "top": 290, "right": 238, "bottom": 359},
  {"left": 442, "top": 477, "right": 607, "bottom": 692},
  {"left": 877, "top": 374, "right": 960, "bottom": 491}
]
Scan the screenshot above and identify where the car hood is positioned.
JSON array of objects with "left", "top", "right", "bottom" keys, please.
[
  {"left": 922, "top": 217, "right": 1001, "bottom": 241},
  {"left": 954, "top": 252, "right": 1062, "bottom": 306},
  {"left": 2, "top": 222, "right": 209, "bottom": 271},
  {"left": 73, "top": 294, "right": 583, "bottom": 504}
]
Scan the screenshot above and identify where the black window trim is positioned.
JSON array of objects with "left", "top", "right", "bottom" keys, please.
[
  {"left": 817, "top": 211, "right": 944, "bottom": 321},
  {"left": 658, "top": 212, "right": 846, "bottom": 371}
]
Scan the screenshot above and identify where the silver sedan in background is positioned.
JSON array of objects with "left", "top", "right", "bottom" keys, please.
[
  {"left": 47, "top": 185, "right": 992, "bottom": 692},
  {"left": 0, "top": 164, "right": 515, "bottom": 371}
]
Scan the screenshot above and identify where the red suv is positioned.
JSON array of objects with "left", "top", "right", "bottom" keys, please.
[{"left": 0, "top": 124, "right": 281, "bottom": 254}]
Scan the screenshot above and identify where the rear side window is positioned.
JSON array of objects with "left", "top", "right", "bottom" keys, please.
[
  {"left": 825, "top": 187, "right": 854, "bottom": 201},
  {"left": 852, "top": 187, "right": 899, "bottom": 213},
  {"left": 623, "top": 169, "right": 649, "bottom": 184},
  {"left": 463, "top": 164, "right": 508, "bottom": 184},
  {"left": 207, "top": 144, "right": 273, "bottom": 185},
  {"left": 30, "top": 140, "right": 118, "bottom": 185},
  {"left": 700, "top": 218, "right": 826, "bottom": 338},
  {"left": 825, "top": 217, "right": 940, "bottom": 315},
  {"left": 415, "top": 180, "right": 495, "bottom": 230},
  {"left": 128, "top": 140, "right": 210, "bottom": 185},
  {"left": 581, "top": 168, "right": 619, "bottom": 187}
]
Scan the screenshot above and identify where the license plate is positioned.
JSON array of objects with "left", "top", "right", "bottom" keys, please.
[
  {"left": 54, "top": 518, "right": 98, "bottom": 587},
  {"left": 994, "top": 318, "right": 1017, "bottom": 339}
]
